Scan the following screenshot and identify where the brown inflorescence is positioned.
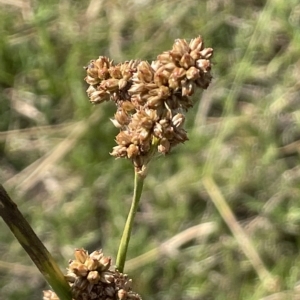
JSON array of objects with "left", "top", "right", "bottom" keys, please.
[
  {"left": 84, "top": 36, "right": 213, "bottom": 176},
  {"left": 43, "top": 249, "right": 141, "bottom": 300}
]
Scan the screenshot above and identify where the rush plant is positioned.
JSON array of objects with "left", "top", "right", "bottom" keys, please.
[{"left": 0, "top": 36, "right": 213, "bottom": 300}]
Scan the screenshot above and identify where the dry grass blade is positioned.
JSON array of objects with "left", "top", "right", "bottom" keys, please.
[
  {"left": 0, "top": 260, "right": 38, "bottom": 276},
  {"left": 5, "top": 110, "right": 102, "bottom": 193},
  {"left": 125, "top": 222, "right": 217, "bottom": 272},
  {"left": 202, "top": 176, "right": 279, "bottom": 293},
  {"left": 86, "top": 0, "right": 104, "bottom": 20}
]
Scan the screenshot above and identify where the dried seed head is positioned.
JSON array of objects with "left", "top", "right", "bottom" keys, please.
[
  {"left": 44, "top": 249, "right": 142, "bottom": 300},
  {"left": 84, "top": 36, "right": 213, "bottom": 174}
]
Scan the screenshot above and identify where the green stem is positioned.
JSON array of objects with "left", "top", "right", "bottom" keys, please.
[
  {"left": 116, "top": 171, "right": 144, "bottom": 272},
  {"left": 0, "top": 184, "right": 72, "bottom": 300}
]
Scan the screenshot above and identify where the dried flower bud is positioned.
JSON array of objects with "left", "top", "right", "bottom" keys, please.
[
  {"left": 172, "top": 113, "right": 185, "bottom": 128},
  {"left": 111, "top": 145, "right": 128, "bottom": 157},
  {"left": 87, "top": 270, "right": 100, "bottom": 284},
  {"left": 121, "top": 101, "right": 135, "bottom": 112},
  {"left": 190, "top": 49, "right": 201, "bottom": 60},
  {"left": 186, "top": 66, "right": 200, "bottom": 80},
  {"left": 157, "top": 51, "right": 172, "bottom": 64},
  {"left": 189, "top": 36, "right": 203, "bottom": 51},
  {"left": 171, "top": 67, "right": 186, "bottom": 80},
  {"left": 99, "top": 256, "right": 111, "bottom": 271},
  {"left": 169, "top": 50, "right": 182, "bottom": 63},
  {"left": 43, "top": 290, "right": 59, "bottom": 300},
  {"left": 114, "top": 109, "right": 130, "bottom": 127},
  {"left": 100, "top": 78, "right": 120, "bottom": 92},
  {"left": 127, "top": 144, "right": 140, "bottom": 158},
  {"left": 65, "top": 271, "right": 76, "bottom": 283},
  {"left": 100, "top": 271, "right": 114, "bottom": 283},
  {"left": 128, "top": 83, "right": 147, "bottom": 94},
  {"left": 154, "top": 70, "right": 170, "bottom": 86},
  {"left": 173, "top": 38, "right": 190, "bottom": 56},
  {"left": 182, "top": 80, "right": 195, "bottom": 96},
  {"left": 196, "top": 59, "right": 211, "bottom": 72},
  {"left": 158, "top": 138, "right": 170, "bottom": 154},
  {"left": 147, "top": 95, "right": 163, "bottom": 108},
  {"left": 200, "top": 47, "right": 213, "bottom": 59},
  {"left": 179, "top": 53, "right": 195, "bottom": 69},
  {"left": 74, "top": 248, "right": 88, "bottom": 264},
  {"left": 121, "top": 60, "right": 140, "bottom": 80},
  {"left": 69, "top": 260, "right": 89, "bottom": 277},
  {"left": 118, "top": 289, "right": 128, "bottom": 300},
  {"left": 90, "top": 250, "right": 104, "bottom": 261},
  {"left": 86, "top": 86, "right": 110, "bottom": 104},
  {"left": 85, "top": 75, "right": 100, "bottom": 85},
  {"left": 84, "top": 256, "right": 99, "bottom": 271},
  {"left": 109, "top": 65, "right": 122, "bottom": 79},
  {"left": 116, "top": 131, "right": 133, "bottom": 146},
  {"left": 137, "top": 61, "right": 154, "bottom": 83},
  {"left": 84, "top": 56, "right": 112, "bottom": 84},
  {"left": 118, "top": 78, "right": 128, "bottom": 90}
]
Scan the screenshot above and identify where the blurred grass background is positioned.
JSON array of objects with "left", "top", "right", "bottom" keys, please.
[{"left": 1, "top": 0, "right": 300, "bottom": 299}]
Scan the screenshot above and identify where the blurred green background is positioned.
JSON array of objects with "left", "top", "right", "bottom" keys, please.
[{"left": 1, "top": 0, "right": 300, "bottom": 299}]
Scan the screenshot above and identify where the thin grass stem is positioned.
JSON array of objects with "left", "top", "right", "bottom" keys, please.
[
  {"left": 116, "top": 171, "right": 144, "bottom": 272},
  {"left": 202, "top": 176, "right": 279, "bottom": 292}
]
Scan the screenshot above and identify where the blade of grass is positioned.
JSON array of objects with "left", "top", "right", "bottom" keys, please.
[
  {"left": 5, "top": 109, "right": 102, "bottom": 193},
  {"left": 202, "top": 176, "right": 278, "bottom": 292},
  {"left": 125, "top": 222, "right": 217, "bottom": 271}
]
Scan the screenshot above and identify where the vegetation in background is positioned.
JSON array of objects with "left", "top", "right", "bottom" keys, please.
[{"left": 0, "top": 0, "right": 300, "bottom": 299}]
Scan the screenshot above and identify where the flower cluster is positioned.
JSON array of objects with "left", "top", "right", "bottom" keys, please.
[
  {"left": 43, "top": 249, "right": 141, "bottom": 300},
  {"left": 85, "top": 37, "right": 213, "bottom": 175}
]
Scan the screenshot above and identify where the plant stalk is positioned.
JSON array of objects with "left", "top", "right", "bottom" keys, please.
[
  {"left": 0, "top": 184, "right": 72, "bottom": 300},
  {"left": 116, "top": 171, "right": 144, "bottom": 272}
]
